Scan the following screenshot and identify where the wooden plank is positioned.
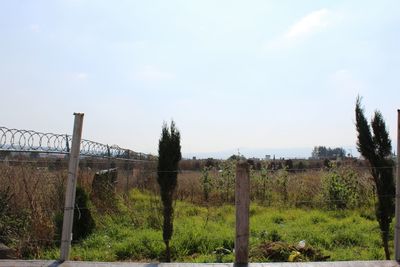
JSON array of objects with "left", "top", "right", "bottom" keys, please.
[{"left": 235, "top": 161, "right": 250, "bottom": 264}]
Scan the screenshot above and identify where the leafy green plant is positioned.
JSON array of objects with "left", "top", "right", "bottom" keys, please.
[
  {"left": 218, "top": 160, "right": 235, "bottom": 203},
  {"left": 250, "top": 167, "right": 272, "bottom": 204},
  {"left": 251, "top": 241, "right": 329, "bottom": 262},
  {"left": 201, "top": 166, "right": 212, "bottom": 203},
  {"left": 268, "top": 229, "right": 282, "bottom": 242},
  {"left": 213, "top": 247, "right": 231, "bottom": 262},
  {"left": 322, "top": 166, "right": 359, "bottom": 210},
  {"left": 276, "top": 169, "right": 289, "bottom": 204}
]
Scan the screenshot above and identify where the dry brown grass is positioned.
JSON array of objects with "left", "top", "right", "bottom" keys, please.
[
  {"left": 0, "top": 159, "right": 376, "bottom": 258},
  {"left": 0, "top": 163, "right": 66, "bottom": 256}
]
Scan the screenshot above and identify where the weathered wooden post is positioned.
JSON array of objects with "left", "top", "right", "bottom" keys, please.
[
  {"left": 235, "top": 161, "right": 250, "bottom": 264},
  {"left": 395, "top": 109, "right": 400, "bottom": 261},
  {"left": 60, "top": 113, "right": 84, "bottom": 261}
]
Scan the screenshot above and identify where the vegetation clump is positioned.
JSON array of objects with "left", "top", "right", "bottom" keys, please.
[
  {"left": 322, "top": 166, "right": 363, "bottom": 210},
  {"left": 55, "top": 186, "right": 95, "bottom": 242},
  {"left": 91, "top": 168, "right": 118, "bottom": 211},
  {"left": 251, "top": 241, "right": 329, "bottom": 262}
]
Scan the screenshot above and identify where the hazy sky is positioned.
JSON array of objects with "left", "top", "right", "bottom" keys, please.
[{"left": 1, "top": 1, "right": 399, "bottom": 158}]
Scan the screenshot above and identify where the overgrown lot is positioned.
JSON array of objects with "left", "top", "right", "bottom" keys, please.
[
  {"left": 0, "top": 161, "right": 392, "bottom": 262},
  {"left": 41, "top": 190, "right": 389, "bottom": 262}
]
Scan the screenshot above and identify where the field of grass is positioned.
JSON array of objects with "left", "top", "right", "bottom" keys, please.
[
  {"left": 0, "top": 161, "right": 390, "bottom": 262},
  {"left": 40, "top": 189, "right": 391, "bottom": 262}
]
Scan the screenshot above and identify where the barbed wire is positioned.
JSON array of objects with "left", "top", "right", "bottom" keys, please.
[
  {"left": 0, "top": 159, "right": 157, "bottom": 165},
  {"left": 0, "top": 126, "right": 155, "bottom": 161}
]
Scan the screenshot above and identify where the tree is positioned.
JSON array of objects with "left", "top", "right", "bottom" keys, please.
[
  {"left": 355, "top": 97, "right": 395, "bottom": 259},
  {"left": 157, "top": 121, "right": 182, "bottom": 262},
  {"left": 311, "top": 146, "right": 346, "bottom": 159},
  {"left": 205, "top": 158, "right": 215, "bottom": 168},
  {"left": 284, "top": 159, "right": 294, "bottom": 172},
  {"left": 228, "top": 154, "right": 246, "bottom": 161},
  {"left": 296, "top": 161, "right": 305, "bottom": 171}
]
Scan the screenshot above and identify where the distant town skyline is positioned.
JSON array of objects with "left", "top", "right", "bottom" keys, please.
[
  {"left": 0, "top": 1, "right": 399, "bottom": 158},
  {"left": 183, "top": 145, "right": 360, "bottom": 160}
]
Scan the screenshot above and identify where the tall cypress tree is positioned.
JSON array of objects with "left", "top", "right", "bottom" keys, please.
[
  {"left": 157, "top": 121, "right": 181, "bottom": 262},
  {"left": 355, "top": 97, "right": 395, "bottom": 259}
]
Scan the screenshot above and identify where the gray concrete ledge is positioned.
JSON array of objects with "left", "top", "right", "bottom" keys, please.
[{"left": 0, "top": 261, "right": 399, "bottom": 267}]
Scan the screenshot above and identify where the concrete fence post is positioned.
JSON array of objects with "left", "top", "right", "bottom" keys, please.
[
  {"left": 235, "top": 161, "right": 250, "bottom": 264},
  {"left": 60, "top": 113, "right": 84, "bottom": 261},
  {"left": 395, "top": 110, "right": 400, "bottom": 261}
]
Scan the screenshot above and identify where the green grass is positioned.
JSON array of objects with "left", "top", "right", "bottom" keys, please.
[{"left": 41, "top": 189, "right": 391, "bottom": 262}]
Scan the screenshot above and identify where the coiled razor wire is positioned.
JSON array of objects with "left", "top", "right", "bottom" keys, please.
[{"left": 0, "top": 126, "right": 153, "bottom": 160}]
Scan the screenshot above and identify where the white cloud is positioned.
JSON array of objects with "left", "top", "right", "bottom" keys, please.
[
  {"left": 76, "top": 72, "right": 88, "bottom": 80},
  {"left": 133, "top": 66, "right": 175, "bottom": 82},
  {"left": 29, "top": 24, "right": 40, "bottom": 33},
  {"left": 265, "top": 9, "right": 331, "bottom": 50},
  {"left": 285, "top": 9, "right": 329, "bottom": 40}
]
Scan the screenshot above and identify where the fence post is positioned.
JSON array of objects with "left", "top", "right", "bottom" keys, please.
[
  {"left": 235, "top": 161, "right": 250, "bottom": 264},
  {"left": 60, "top": 113, "right": 84, "bottom": 261},
  {"left": 395, "top": 110, "right": 400, "bottom": 261}
]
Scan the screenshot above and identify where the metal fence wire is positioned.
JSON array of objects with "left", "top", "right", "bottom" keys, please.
[{"left": 0, "top": 126, "right": 154, "bottom": 160}]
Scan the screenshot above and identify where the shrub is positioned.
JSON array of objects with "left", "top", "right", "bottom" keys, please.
[
  {"left": 322, "top": 167, "right": 360, "bottom": 210},
  {"left": 91, "top": 169, "right": 118, "bottom": 211},
  {"left": 250, "top": 167, "right": 272, "bottom": 205},
  {"left": 55, "top": 186, "right": 95, "bottom": 242},
  {"left": 201, "top": 167, "right": 212, "bottom": 203},
  {"left": 251, "top": 241, "right": 329, "bottom": 262},
  {"left": 275, "top": 169, "right": 289, "bottom": 204}
]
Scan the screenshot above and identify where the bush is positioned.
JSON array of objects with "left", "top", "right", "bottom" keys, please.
[
  {"left": 322, "top": 167, "right": 360, "bottom": 210},
  {"left": 91, "top": 169, "right": 118, "bottom": 211},
  {"left": 250, "top": 167, "right": 272, "bottom": 205},
  {"left": 201, "top": 167, "right": 212, "bottom": 203},
  {"left": 55, "top": 186, "right": 95, "bottom": 242},
  {"left": 275, "top": 169, "right": 289, "bottom": 204},
  {"left": 251, "top": 241, "right": 329, "bottom": 262}
]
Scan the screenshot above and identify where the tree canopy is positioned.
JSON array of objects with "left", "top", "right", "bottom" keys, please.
[{"left": 311, "top": 146, "right": 346, "bottom": 159}]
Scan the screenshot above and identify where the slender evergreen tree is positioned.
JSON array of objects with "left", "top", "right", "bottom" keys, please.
[
  {"left": 157, "top": 121, "right": 181, "bottom": 262},
  {"left": 355, "top": 97, "right": 395, "bottom": 259}
]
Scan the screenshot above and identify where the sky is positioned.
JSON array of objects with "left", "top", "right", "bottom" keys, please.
[{"left": 0, "top": 0, "right": 399, "bottom": 159}]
